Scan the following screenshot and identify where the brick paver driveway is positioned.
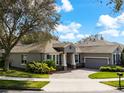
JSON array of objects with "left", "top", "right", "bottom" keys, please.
[{"left": 43, "top": 68, "right": 115, "bottom": 92}]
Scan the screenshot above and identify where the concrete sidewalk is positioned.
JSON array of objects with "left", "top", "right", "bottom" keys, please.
[
  {"left": 0, "top": 76, "right": 123, "bottom": 81},
  {"left": 0, "top": 76, "right": 122, "bottom": 92}
]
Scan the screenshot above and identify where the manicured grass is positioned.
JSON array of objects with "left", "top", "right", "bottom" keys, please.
[
  {"left": 0, "top": 80, "right": 49, "bottom": 90},
  {"left": 101, "top": 80, "right": 124, "bottom": 87},
  {"left": 0, "top": 69, "right": 49, "bottom": 78},
  {"left": 89, "top": 72, "right": 123, "bottom": 79}
]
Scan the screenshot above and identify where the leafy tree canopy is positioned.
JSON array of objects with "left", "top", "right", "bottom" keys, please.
[{"left": 0, "top": 0, "right": 60, "bottom": 71}]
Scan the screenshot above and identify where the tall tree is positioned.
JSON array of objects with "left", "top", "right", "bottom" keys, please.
[
  {"left": 21, "top": 31, "right": 58, "bottom": 44},
  {"left": 0, "top": 0, "right": 60, "bottom": 71},
  {"left": 99, "top": 0, "right": 123, "bottom": 12}
]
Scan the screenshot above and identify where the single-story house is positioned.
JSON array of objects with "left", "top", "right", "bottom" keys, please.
[{"left": 0, "top": 38, "right": 123, "bottom": 70}]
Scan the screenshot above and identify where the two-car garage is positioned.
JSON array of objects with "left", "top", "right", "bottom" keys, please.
[{"left": 84, "top": 57, "right": 109, "bottom": 69}]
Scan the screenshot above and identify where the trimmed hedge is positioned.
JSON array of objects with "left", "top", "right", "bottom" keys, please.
[
  {"left": 26, "top": 60, "right": 56, "bottom": 74},
  {"left": 100, "top": 66, "right": 124, "bottom": 72}
]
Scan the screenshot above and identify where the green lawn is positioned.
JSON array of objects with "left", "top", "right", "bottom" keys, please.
[
  {"left": 0, "top": 69, "right": 49, "bottom": 78},
  {"left": 0, "top": 80, "right": 49, "bottom": 90},
  {"left": 101, "top": 80, "right": 124, "bottom": 87},
  {"left": 89, "top": 72, "right": 123, "bottom": 79}
]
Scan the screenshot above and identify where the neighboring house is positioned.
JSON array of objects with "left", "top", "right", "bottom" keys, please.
[{"left": 0, "top": 39, "right": 123, "bottom": 70}]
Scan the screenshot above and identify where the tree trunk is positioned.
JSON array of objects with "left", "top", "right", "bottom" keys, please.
[{"left": 3, "top": 51, "right": 10, "bottom": 71}]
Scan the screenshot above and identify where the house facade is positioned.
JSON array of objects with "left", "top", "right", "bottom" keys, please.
[{"left": 0, "top": 39, "right": 123, "bottom": 70}]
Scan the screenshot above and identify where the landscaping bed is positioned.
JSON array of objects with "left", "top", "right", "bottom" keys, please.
[
  {"left": 0, "top": 80, "right": 49, "bottom": 90},
  {"left": 0, "top": 69, "right": 49, "bottom": 78},
  {"left": 101, "top": 80, "right": 124, "bottom": 88}
]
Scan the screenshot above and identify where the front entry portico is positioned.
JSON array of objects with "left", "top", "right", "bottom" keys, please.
[
  {"left": 53, "top": 43, "right": 76, "bottom": 70},
  {"left": 66, "top": 53, "right": 76, "bottom": 69},
  {"left": 62, "top": 53, "right": 76, "bottom": 70}
]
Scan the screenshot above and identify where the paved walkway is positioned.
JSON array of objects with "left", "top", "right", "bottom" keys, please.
[{"left": 0, "top": 76, "right": 123, "bottom": 81}]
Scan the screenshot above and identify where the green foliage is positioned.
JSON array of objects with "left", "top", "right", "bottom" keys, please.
[
  {"left": 0, "top": 68, "right": 49, "bottom": 78},
  {"left": 42, "top": 60, "right": 56, "bottom": 69},
  {"left": 26, "top": 60, "right": 56, "bottom": 74},
  {"left": 89, "top": 72, "right": 122, "bottom": 79},
  {"left": 0, "top": 0, "right": 60, "bottom": 71},
  {"left": 101, "top": 80, "right": 124, "bottom": 87},
  {"left": 0, "top": 80, "right": 49, "bottom": 89},
  {"left": 99, "top": 0, "right": 123, "bottom": 12},
  {"left": 100, "top": 66, "right": 123, "bottom": 72},
  {"left": 21, "top": 32, "right": 58, "bottom": 44}
]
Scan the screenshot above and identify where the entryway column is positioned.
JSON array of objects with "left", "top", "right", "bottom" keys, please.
[
  {"left": 44, "top": 54, "right": 47, "bottom": 61},
  {"left": 72, "top": 53, "right": 76, "bottom": 69},
  {"left": 63, "top": 53, "right": 67, "bottom": 71}
]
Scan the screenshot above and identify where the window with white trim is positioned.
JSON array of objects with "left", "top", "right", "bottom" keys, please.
[
  {"left": 41, "top": 54, "right": 44, "bottom": 61},
  {"left": 53, "top": 55, "right": 56, "bottom": 61},
  {"left": 75, "top": 54, "right": 79, "bottom": 63},
  {"left": 56, "top": 55, "right": 59, "bottom": 65},
  {"left": 47, "top": 54, "right": 51, "bottom": 60},
  {"left": 21, "top": 54, "right": 27, "bottom": 64}
]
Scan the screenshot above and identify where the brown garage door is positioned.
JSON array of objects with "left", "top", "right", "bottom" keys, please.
[{"left": 85, "top": 58, "right": 108, "bottom": 69}]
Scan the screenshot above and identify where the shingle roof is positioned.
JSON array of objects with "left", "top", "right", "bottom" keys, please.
[
  {"left": 77, "top": 45, "right": 119, "bottom": 53},
  {"left": 11, "top": 40, "right": 60, "bottom": 54},
  {"left": 79, "top": 40, "right": 115, "bottom": 46},
  {"left": 0, "top": 39, "right": 123, "bottom": 54},
  {"left": 11, "top": 43, "right": 45, "bottom": 53},
  {"left": 53, "top": 43, "right": 73, "bottom": 48}
]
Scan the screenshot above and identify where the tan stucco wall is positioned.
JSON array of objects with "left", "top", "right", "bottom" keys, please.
[{"left": 10, "top": 53, "right": 41, "bottom": 68}]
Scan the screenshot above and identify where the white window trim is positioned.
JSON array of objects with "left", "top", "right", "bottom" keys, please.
[
  {"left": 21, "top": 54, "right": 28, "bottom": 65},
  {"left": 84, "top": 56, "right": 110, "bottom": 65},
  {"left": 75, "top": 54, "right": 79, "bottom": 63},
  {"left": 56, "top": 55, "right": 59, "bottom": 65},
  {"left": 114, "top": 53, "right": 116, "bottom": 65}
]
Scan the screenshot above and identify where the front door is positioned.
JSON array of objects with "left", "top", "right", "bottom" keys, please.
[{"left": 66, "top": 53, "right": 73, "bottom": 68}]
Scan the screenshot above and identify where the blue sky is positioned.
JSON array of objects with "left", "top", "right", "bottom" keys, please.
[{"left": 55, "top": 0, "right": 124, "bottom": 44}]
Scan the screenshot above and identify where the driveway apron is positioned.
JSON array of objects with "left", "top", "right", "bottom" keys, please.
[{"left": 43, "top": 69, "right": 115, "bottom": 92}]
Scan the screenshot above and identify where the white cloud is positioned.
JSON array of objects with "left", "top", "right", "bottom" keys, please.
[
  {"left": 97, "top": 15, "right": 119, "bottom": 29},
  {"left": 56, "top": 22, "right": 82, "bottom": 33},
  {"left": 76, "top": 34, "right": 89, "bottom": 39},
  {"left": 60, "top": 33, "right": 89, "bottom": 40},
  {"left": 97, "top": 13, "right": 124, "bottom": 38},
  {"left": 99, "top": 29, "right": 120, "bottom": 37},
  {"left": 120, "top": 31, "right": 124, "bottom": 36},
  {"left": 56, "top": 0, "right": 73, "bottom": 12},
  {"left": 97, "top": 13, "right": 124, "bottom": 29},
  {"left": 56, "top": 22, "right": 90, "bottom": 41},
  {"left": 60, "top": 33, "right": 75, "bottom": 40}
]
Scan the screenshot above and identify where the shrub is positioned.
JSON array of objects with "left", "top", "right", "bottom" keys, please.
[
  {"left": 100, "top": 66, "right": 123, "bottom": 72},
  {"left": 49, "top": 66, "right": 56, "bottom": 72},
  {"left": 26, "top": 60, "right": 56, "bottom": 74},
  {"left": 26, "top": 61, "right": 50, "bottom": 74},
  {"left": 42, "top": 60, "right": 56, "bottom": 68},
  {"left": 100, "top": 66, "right": 111, "bottom": 71}
]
